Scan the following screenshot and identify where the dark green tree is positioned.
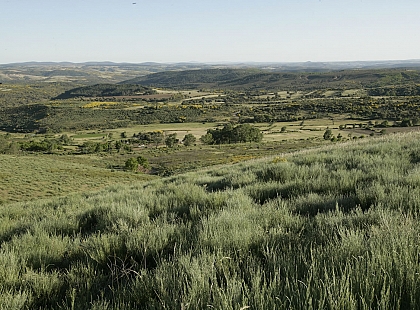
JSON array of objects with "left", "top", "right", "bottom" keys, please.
[
  {"left": 115, "top": 140, "right": 123, "bottom": 152},
  {"left": 202, "top": 124, "right": 262, "bottom": 145},
  {"left": 137, "top": 155, "right": 150, "bottom": 169},
  {"left": 200, "top": 133, "right": 214, "bottom": 145},
  {"left": 182, "top": 133, "right": 196, "bottom": 146},
  {"left": 165, "top": 133, "right": 179, "bottom": 148},
  {"left": 125, "top": 157, "right": 139, "bottom": 171},
  {"left": 150, "top": 131, "right": 164, "bottom": 148},
  {"left": 323, "top": 128, "right": 333, "bottom": 140}
]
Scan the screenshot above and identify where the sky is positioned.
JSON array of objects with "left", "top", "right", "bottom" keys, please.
[{"left": 1, "top": 0, "right": 419, "bottom": 64}]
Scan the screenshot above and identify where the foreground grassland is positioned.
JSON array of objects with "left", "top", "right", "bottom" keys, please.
[{"left": 1, "top": 132, "right": 420, "bottom": 309}]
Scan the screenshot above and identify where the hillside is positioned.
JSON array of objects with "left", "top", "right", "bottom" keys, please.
[
  {"left": 2, "top": 61, "right": 420, "bottom": 85},
  {"left": 53, "top": 84, "right": 156, "bottom": 99},
  {"left": 1, "top": 132, "right": 420, "bottom": 309},
  {"left": 123, "top": 68, "right": 420, "bottom": 91},
  {"left": 121, "top": 68, "right": 261, "bottom": 89}
]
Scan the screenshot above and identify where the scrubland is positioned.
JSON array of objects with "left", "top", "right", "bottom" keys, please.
[{"left": 1, "top": 132, "right": 420, "bottom": 309}]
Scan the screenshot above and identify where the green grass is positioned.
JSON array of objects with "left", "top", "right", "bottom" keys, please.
[
  {"left": 0, "top": 154, "right": 155, "bottom": 204},
  {"left": 71, "top": 133, "right": 108, "bottom": 139},
  {"left": 1, "top": 132, "right": 420, "bottom": 308}
]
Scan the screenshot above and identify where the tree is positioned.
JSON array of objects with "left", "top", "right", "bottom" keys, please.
[
  {"left": 232, "top": 123, "right": 263, "bottom": 143},
  {"left": 137, "top": 155, "right": 150, "bottom": 169},
  {"left": 201, "top": 124, "right": 262, "bottom": 145},
  {"left": 165, "top": 133, "right": 179, "bottom": 148},
  {"left": 150, "top": 131, "right": 164, "bottom": 148},
  {"left": 115, "top": 140, "right": 123, "bottom": 152},
  {"left": 125, "top": 156, "right": 150, "bottom": 172},
  {"left": 125, "top": 157, "right": 138, "bottom": 171},
  {"left": 401, "top": 119, "right": 413, "bottom": 127},
  {"left": 200, "top": 133, "right": 214, "bottom": 145},
  {"left": 59, "top": 134, "right": 72, "bottom": 145},
  {"left": 182, "top": 133, "right": 196, "bottom": 146},
  {"left": 323, "top": 128, "right": 333, "bottom": 140}
]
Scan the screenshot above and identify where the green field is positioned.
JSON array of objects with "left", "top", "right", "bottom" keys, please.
[{"left": 0, "top": 154, "right": 155, "bottom": 204}]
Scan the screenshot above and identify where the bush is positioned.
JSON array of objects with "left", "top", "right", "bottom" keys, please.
[
  {"left": 323, "top": 128, "right": 333, "bottom": 140},
  {"left": 200, "top": 133, "right": 214, "bottom": 145},
  {"left": 182, "top": 133, "right": 196, "bottom": 146},
  {"left": 125, "top": 156, "right": 150, "bottom": 172},
  {"left": 125, "top": 157, "right": 139, "bottom": 171},
  {"left": 165, "top": 133, "right": 179, "bottom": 148},
  {"left": 137, "top": 156, "right": 150, "bottom": 169}
]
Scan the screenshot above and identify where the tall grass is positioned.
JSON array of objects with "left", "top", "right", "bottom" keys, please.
[{"left": 1, "top": 132, "right": 420, "bottom": 309}]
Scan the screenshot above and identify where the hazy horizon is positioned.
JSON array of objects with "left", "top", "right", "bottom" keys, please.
[{"left": 3, "top": 59, "right": 420, "bottom": 66}]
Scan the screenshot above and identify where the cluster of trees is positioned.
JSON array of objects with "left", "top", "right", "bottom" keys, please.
[
  {"left": 20, "top": 140, "right": 63, "bottom": 152},
  {"left": 367, "top": 85, "right": 420, "bottom": 96},
  {"left": 0, "top": 134, "right": 73, "bottom": 154},
  {"left": 79, "top": 140, "right": 132, "bottom": 154},
  {"left": 200, "top": 123, "right": 263, "bottom": 145},
  {"left": 133, "top": 131, "right": 165, "bottom": 148},
  {"left": 399, "top": 118, "right": 420, "bottom": 127},
  {"left": 124, "top": 155, "right": 150, "bottom": 172},
  {"left": 322, "top": 128, "right": 341, "bottom": 141},
  {"left": 133, "top": 131, "right": 196, "bottom": 148},
  {"left": 54, "top": 84, "right": 156, "bottom": 99},
  {"left": 236, "top": 96, "right": 420, "bottom": 123}
]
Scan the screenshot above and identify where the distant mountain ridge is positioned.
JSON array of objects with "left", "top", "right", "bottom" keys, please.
[
  {"left": 2, "top": 59, "right": 420, "bottom": 71},
  {"left": 2, "top": 60, "right": 420, "bottom": 85}
]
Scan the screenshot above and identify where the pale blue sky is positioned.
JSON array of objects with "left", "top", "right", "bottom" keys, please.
[{"left": 1, "top": 0, "right": 419, "bottom": 64}]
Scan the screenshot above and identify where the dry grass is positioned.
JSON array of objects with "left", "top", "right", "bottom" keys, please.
[{"left": 0, "top": 154, "right": 155, "bottom": 204}]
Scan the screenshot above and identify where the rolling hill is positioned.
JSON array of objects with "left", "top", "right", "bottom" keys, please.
[
  {"left": 1, "top": 132, "right": 420, "bottom": 309},
  {"left": 53, "top": 84, "right": 156, "bottom": 99},
  {"left": 122, "top": 68, "right": 420, "bottom": 91}
]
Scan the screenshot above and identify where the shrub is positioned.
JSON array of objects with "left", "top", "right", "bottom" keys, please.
[
  {"left": 165, "top": 133, "right": 178, "bottom": 148},
  {"left": 125, "top": 157, "right": 139, "bottom": 171},
  {"left": 182, "top": 133, "right": 196, "bottom": 146},
  {"left": 125, "top": 156, "right": 150, "bottom": 171},
  {"left": 323, "top": 128, "right": 333, "bottom": 140}
]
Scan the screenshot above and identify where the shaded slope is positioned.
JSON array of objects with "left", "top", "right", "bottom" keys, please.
[
  {"left": 54, "top": 84, "right": 156, "bottom": 99},
  {"left": 123, "top": 68, "right": 420, "bottom": 91}
]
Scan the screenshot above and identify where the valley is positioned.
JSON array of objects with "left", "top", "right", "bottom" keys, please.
[{"left": 1, "top": 62, "right": 420, "bottom": 309}]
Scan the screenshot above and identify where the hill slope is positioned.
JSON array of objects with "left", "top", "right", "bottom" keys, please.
[
  {"left": 123, "top": 68, "right": 420, "bottom": 91},
  {"left": 53, "top": 84, "right": 156, "bottom": 99},
  {"left": 1, "top": 133, "right": 420, "bottom": 308}
]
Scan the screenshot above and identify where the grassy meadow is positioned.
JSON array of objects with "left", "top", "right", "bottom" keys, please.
[
  {"left": 0, "top": 155, "right": 155, "bottom": 205},
  {"left": 1, "top": 132, "right": 420, "bottom": 309}
]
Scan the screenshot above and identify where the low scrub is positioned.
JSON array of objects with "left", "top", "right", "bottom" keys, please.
[{"left": 1, "top": 133, "right": 420, "bottom": 309}]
